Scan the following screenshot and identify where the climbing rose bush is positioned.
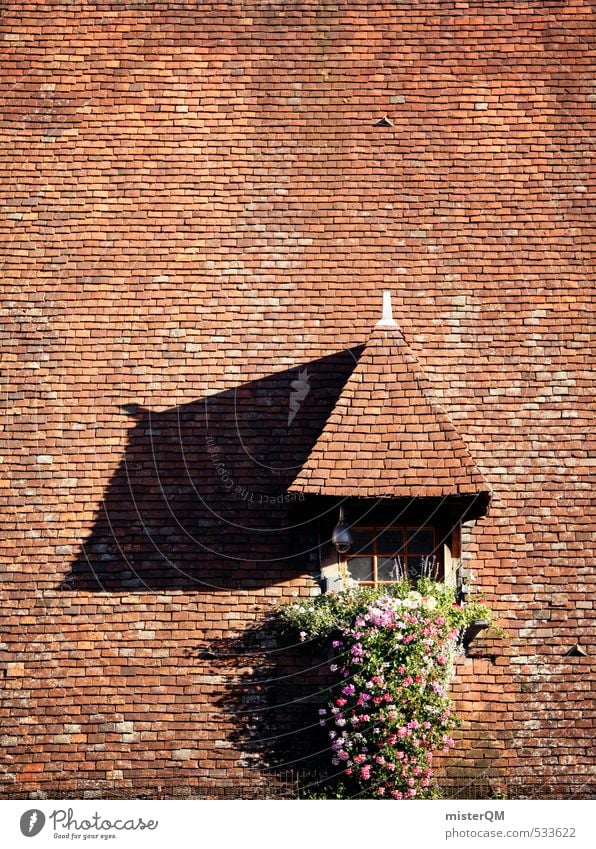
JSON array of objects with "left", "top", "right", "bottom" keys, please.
[
  {"left": 277, "top": 580, "right": 491, "bottom": 799},
  {"left": 324, "top": 592, "right": 458, "bottom": 798}
]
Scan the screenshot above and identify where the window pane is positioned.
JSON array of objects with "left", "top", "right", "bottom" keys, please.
[
  {"left": 406, "top": 527, "right": 435, "bottom": 556},
  {"left": 407, "top": 556, "right": 424, "bottom": 580},
  {"left": 351, "top": 529, "right": 373, "bottom": 555},
  {"left": 378, "top": 556, "right": 405, "bottom": 582},
  {"left": 347, "top": 556, "right": 373, "bottom": 582},
  {"left": 407, "top": 554, "right": 440, "bottom": 581},
  {"left": 376, "top": 528, "right": 404, "bottom": 556}
]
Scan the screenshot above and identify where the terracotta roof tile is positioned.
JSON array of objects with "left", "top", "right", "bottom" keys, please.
[{"left": 289, "top": 318, "right": 490, "bottom": 498}]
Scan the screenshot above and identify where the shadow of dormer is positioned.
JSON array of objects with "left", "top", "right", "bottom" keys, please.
[{"left": 64, "top": 347, "right": 363, "bottom": 592}]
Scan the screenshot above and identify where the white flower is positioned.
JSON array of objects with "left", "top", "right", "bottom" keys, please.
[{"left": 422, "top": 596, "right": 437, "bottom": 610}]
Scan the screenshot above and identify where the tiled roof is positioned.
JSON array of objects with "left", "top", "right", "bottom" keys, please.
[
  {"left": 1, "top": 0, "right": 593, "bottom": 800},
  {"left": 289, "top": 313, "right": 490, "bottom": 498}
]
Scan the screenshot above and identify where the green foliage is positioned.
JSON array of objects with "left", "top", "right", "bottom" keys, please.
[
  {"left": 276, "top": 579, "right": 491, "bottom": 642},
  {"left": 274, "top": 580, "right": 494, "bottom": 800}
]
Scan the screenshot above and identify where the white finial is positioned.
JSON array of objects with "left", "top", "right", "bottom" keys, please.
[{"left": 375, "top": 290, "right": 397, "bottom": 327}]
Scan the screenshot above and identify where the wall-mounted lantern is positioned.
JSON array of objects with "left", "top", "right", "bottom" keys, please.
[{"left": 331, "top": 505, "right": 353, "bottom": 554}]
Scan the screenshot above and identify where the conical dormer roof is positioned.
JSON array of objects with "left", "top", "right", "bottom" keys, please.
[{"left": 289, "top": 293, "right": 490, "bottom": 498}]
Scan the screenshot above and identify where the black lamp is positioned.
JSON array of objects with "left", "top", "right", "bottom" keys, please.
[{"left": 332, "top": 505, "right": 353, "bottom": 554}]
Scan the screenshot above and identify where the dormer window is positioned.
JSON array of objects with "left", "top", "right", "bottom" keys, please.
[
  {"left": 285, "top": 292, "right": 491, "bottom": 595},
  {"left": 288, "top": 494, "right": 477, "bottom": 595}
]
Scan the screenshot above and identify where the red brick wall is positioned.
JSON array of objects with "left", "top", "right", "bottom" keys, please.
[{"left": 1, "top": 1, "right": 593, "bottom": 798}]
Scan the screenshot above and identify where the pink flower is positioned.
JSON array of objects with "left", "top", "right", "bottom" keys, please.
[
  {"left": 377, "top": 786, "right": 385, "bottom": 796},
  {"left": 335, "top": 697, "right": 347, "bottom": 707},
  {"left": 391, "top": 790, "right": 403, "bottom": 799},
  {"left": 353, "top": 754, "right": 366, "bottom": 764},
  {"left": 360, "top": 765, "right": 371, "bottom": 780},
  {"left": 344, "top": 768, "right": 352, "bottom": 776}
]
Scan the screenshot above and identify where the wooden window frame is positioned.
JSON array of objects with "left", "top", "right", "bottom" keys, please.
[{"left": 344, "top": 524, "right": 442, "bottom": 587}]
